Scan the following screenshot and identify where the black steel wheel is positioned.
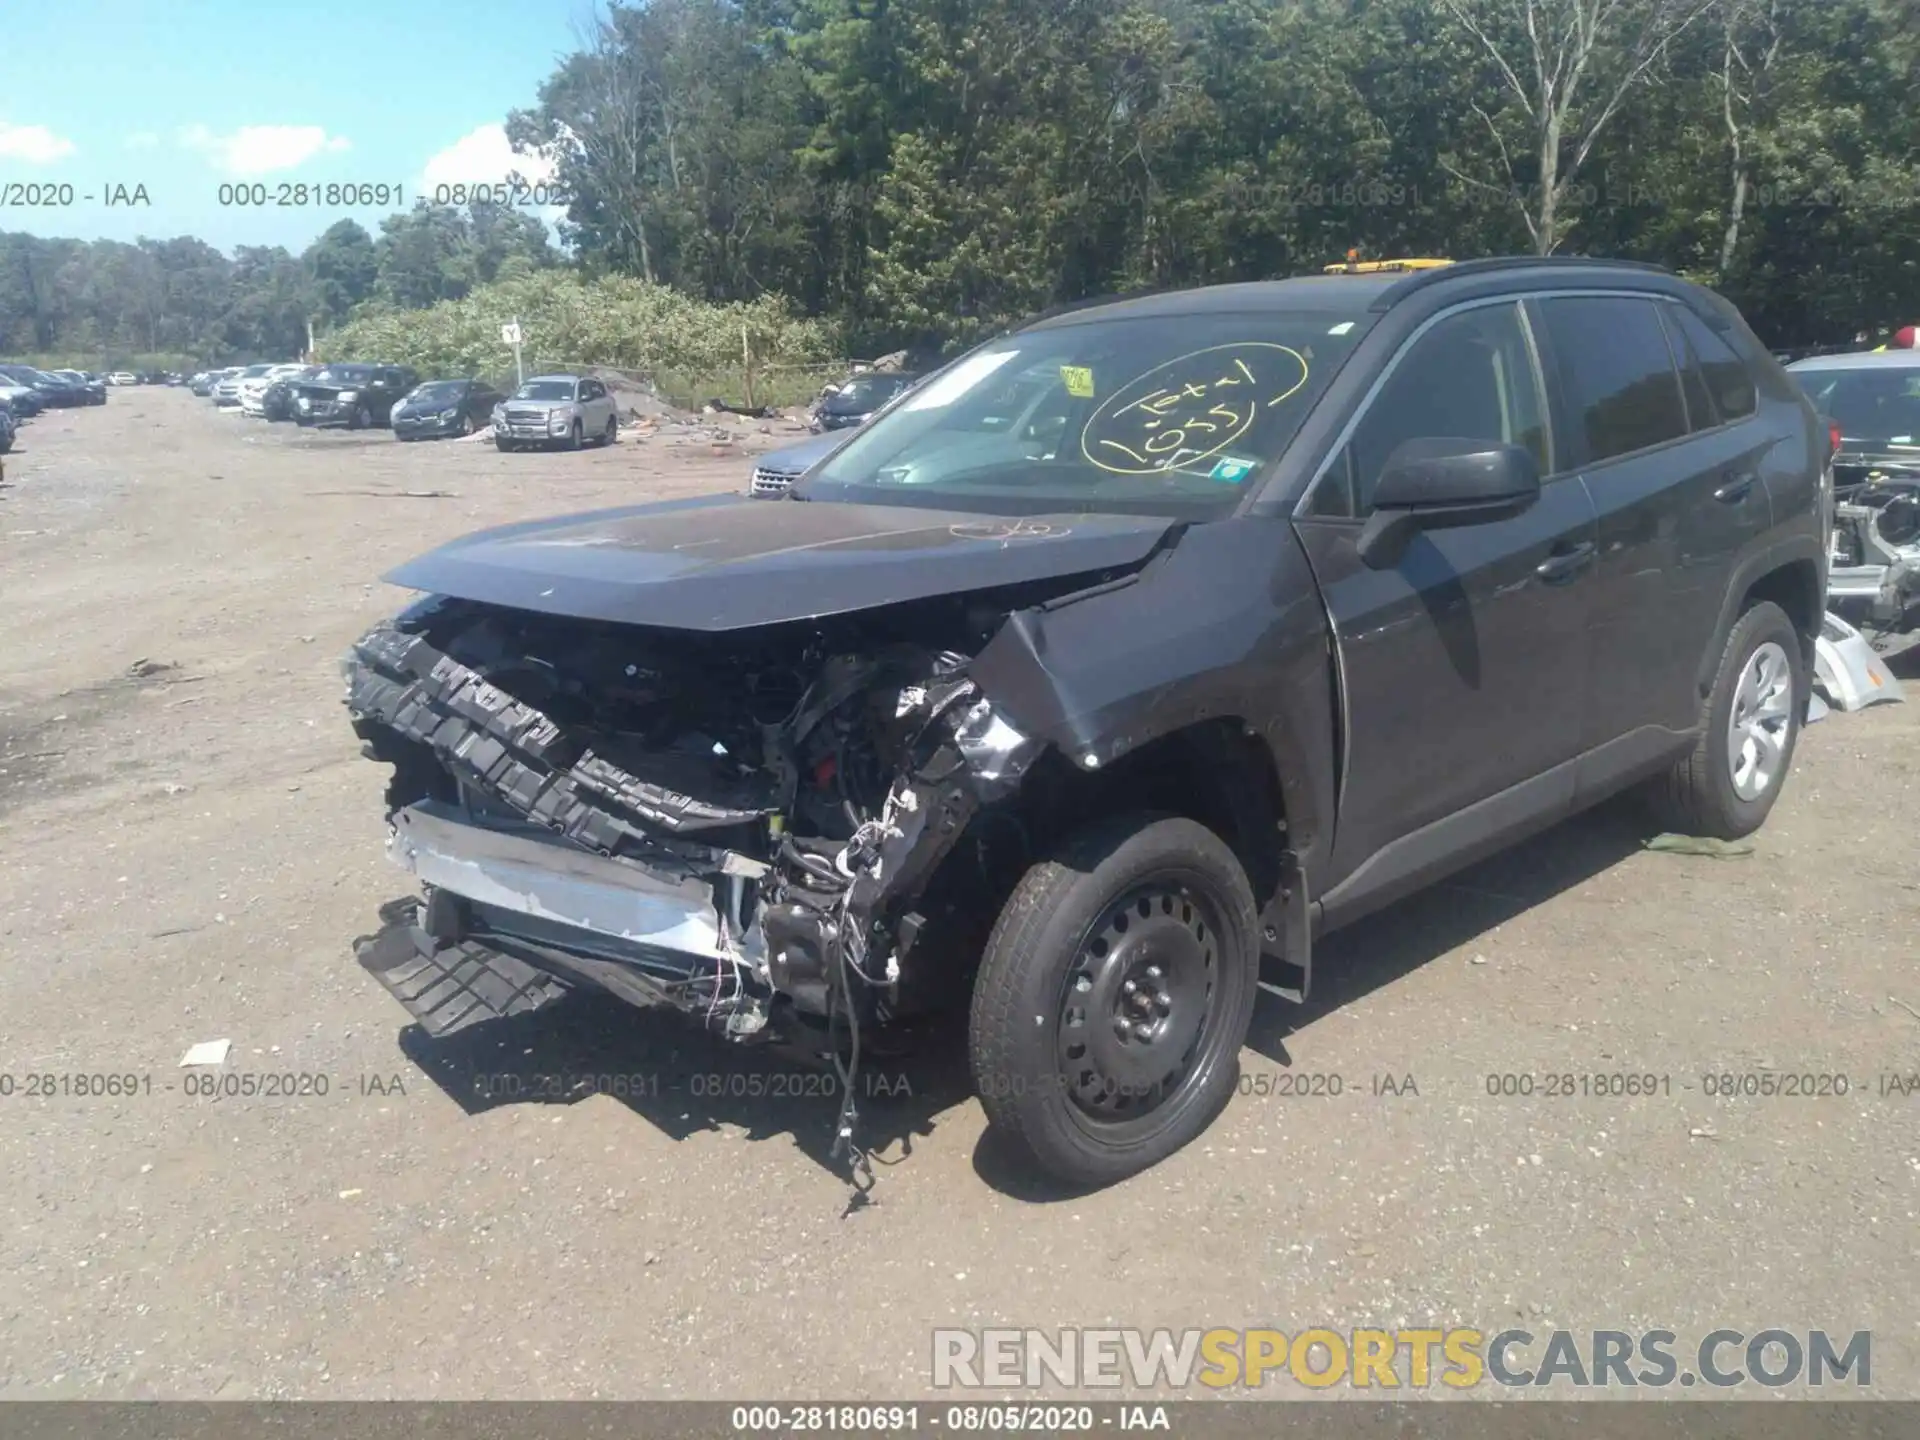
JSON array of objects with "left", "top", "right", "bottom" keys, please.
[{"left": 969, "top": 812, "right": 1259, "bottom": 1187}]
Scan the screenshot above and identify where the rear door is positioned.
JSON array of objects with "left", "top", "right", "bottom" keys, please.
[
  {"left": 1292, "top": 298, "right": 1598, "bottom": 897},
  {"left": 1531, "top": 295, "right": 1770, "bottom": 758}
]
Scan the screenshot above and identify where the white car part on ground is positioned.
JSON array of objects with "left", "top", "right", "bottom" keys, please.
[{"left": 1812, "top": 612, "right": 1904, "bottom": 711}]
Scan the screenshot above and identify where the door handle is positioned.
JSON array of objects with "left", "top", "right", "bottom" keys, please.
[
  {"left": 1713, "top": 474, "right": 1757, "bottom": 504},
  {"left": 1535, "top": 540, "right": 1596, "bottom": 583}
]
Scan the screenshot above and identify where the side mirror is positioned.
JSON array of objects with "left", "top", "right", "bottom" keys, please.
[{"left": 1356, "top": 437, "right": 1541, "bottom": 568}]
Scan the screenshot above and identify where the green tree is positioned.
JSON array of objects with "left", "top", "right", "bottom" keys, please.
[{"left": 304, "top": 219, "right": 379, "bottom": 324}]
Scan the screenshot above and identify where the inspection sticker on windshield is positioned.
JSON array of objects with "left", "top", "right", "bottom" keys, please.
[
  {"left": 1210, "top": 455, "right": 1259, "bottom": 484},
  {"left": 1060, "top": 365, "right": 1096, "bottom": 399}
]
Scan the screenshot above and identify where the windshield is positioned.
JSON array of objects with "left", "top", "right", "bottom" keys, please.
[
  {"left": 821, "top": 375, "right": 912, "bottom": 413},
  {"left": 1797, "top": 366, "right": 1920, "bottom": 451},
  {"left": 240, "top": 364, "right": 273, "bottom": 378},
  {"left": 315, "top": 365, "right": 374, "bottom": 385},
  {"left": 802, "top": 311, "right": 1368, "bottom": 517},
  {"left": 410, "top": 381, "right": 467, "bottom": 405},
  {"left": 513, "top": 380, "right": 577, "bottom": 401}
]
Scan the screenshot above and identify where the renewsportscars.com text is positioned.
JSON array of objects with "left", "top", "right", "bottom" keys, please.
[{"left": 932, "top": 1327, "right": 1871, "bottom": 1390}]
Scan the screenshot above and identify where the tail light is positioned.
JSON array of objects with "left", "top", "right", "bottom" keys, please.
[{"left": 1828, "top": 419, "right": 1843, "bottom": 459}]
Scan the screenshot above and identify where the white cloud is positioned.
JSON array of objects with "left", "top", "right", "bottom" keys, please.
[
  {"left": 126, "top": 131, "right": 160, "bottom": 150},
  {"left": 0, "top": 122, "right": 76, "bottom": 164},
  {"left": 420, "top": 124, "right": 557, "bottom": 194},
  {"left": 179, "top": 124, "right": 350, "bottom": 176}
]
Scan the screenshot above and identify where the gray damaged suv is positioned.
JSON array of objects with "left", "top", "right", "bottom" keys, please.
[
  {"left": 344, "top": 257, "right": 1827, "bottom": 1188},
  {"left": 492, "top": 374, "right": 619, "bottom": 452}
]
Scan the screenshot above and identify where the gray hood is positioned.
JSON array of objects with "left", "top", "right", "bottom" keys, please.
[{"left": 384, "top": 493, "right": 1178, "bottom": 632}]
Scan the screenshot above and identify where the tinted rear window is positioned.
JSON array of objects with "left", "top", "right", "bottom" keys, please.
[
  {"left": 1538, "top": 296, "right": 1688, "bottom": 464},
  {"left": 1659, "top": 306, "right": 1718, "bottom": 432},
  {"left": 1667, "top": 305, "right": 1756, "bottom": 422}
]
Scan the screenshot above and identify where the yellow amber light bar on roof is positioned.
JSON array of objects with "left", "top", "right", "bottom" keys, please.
[{"left": 1323, "top": 258, "right": 1453, "bottom": 274}]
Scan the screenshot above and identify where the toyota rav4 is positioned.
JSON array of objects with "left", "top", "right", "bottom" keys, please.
[{"left": 343, "top": 257, "right": 1827, "bottom": 1188}]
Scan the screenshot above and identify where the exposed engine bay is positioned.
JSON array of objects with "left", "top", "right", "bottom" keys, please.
[
  {"left": 1828, "top": 468, "right": 1920, "bottom": 634},
  {"left": 343, "top": 590, "right": 1052, "bottom": 1170}
]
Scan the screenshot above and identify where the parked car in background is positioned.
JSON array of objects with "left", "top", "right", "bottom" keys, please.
[
  {"left": 0, "top": 368, "right": 44, "bottom": 417},
  {"left": 240, "top": 363, "right": 310, "bottom": 417},
  {"left": 52, "top": 370, "right": 107, "bottom": 405},
  {"left": 260, "top": 366, "right": 322, "bottom": 422},
  {"left": 107, "top": 371, "right": 137, "bottom": 386},
  {"left": 292, "top": 363, "right": 418, "bottom": 429},
  {"left": 188, "top": 372, "right": 213, "bottom": 395},
  {"left": 745, "top": 428, "right": 848, "bottom": 497},
  {"left": 25, "top": 369, "right": 90, "bottom": 407},
  {"left": 215, "top": 365, "right": 272, "bottom": 407},
  {"left": 808, "top": 371, "right": 921, "bottom": 432},
  {"left": 392, "top": 379, "right": 505, "bottom": 441},
  {"left": 0, "top": 402, "right": 15, "bottom": 454},
  {"left": 490, "top": 374, "right": 618, "bottom": 451},
  {"left": 1787, "top": 349, "right": 1920, "bottom": 634}
]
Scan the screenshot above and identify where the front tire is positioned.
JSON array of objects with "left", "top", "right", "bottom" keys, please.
[
  {"left": 1643, "top": 600, "right": 1805, "bottom": 839},
  {"left": 969, "top": 813, "right": 1259, "bottom": 1188},
  {"left": 495, "top": 436, "right": 515, "bottom": 452},
  {"left": 567, "top": 419, "right": 584, "bottom": 451},
  {"left": 601, "top": 414, "right": 618, "bottom": 446},
  {"left": 348, "top": 402, "right": 371, "bottom": 431}
]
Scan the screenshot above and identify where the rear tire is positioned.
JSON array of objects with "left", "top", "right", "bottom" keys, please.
[
  {"left": 968, "top": 813, "right": 1259, "bottom": 1188},
  {"left": 1643, "top": 600, "right": 1805, "bottom": 839}
]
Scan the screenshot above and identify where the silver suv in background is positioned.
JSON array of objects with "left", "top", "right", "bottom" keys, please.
[
  {"left": 491, "top": 375, "right": 618, "bottom": 451},
  {"left": 215, "top": 364, "right": 272, "bottom": 407}
]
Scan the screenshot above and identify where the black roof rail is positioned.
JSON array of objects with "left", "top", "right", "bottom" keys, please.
[{"left": 1369, "top": 255, "right": 1676, "bottom": 311}]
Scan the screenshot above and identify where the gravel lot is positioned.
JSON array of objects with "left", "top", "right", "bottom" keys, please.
[{"left": 1, "top": 390, "right": 1916, "bottom": 1400}]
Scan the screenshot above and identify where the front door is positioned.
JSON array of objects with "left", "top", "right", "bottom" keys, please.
[{"left": 1292, "top": 300, "right": 1598, "bottom": 908}]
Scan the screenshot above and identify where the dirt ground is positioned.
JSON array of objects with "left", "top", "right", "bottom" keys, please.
[{"left": 0, "top": 390, "right": 1916, "bottom": 1401}]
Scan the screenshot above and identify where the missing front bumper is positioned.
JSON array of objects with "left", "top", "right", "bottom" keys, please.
[
  {"left": 369, "top": 800, "right": 780, "bottom": 1035},
  {"left": 388, "top": 800, "right": 745, "bottom": 963}
]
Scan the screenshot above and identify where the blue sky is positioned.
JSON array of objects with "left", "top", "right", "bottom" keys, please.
[{"left": 0, "top": 0, "right": 589, "bottom": 253}]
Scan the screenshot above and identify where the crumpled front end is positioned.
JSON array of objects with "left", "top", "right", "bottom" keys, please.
[
  {"left": 1827, "top": 471, "right": 1920, "bottom": 633},
  {"left": 342, "top": 599, "right": 1043, "bottom": 1060}
]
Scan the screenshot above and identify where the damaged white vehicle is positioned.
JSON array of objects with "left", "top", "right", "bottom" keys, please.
[{"left": 1789, "top": 351, "right": 1920, "bottom": 634}]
